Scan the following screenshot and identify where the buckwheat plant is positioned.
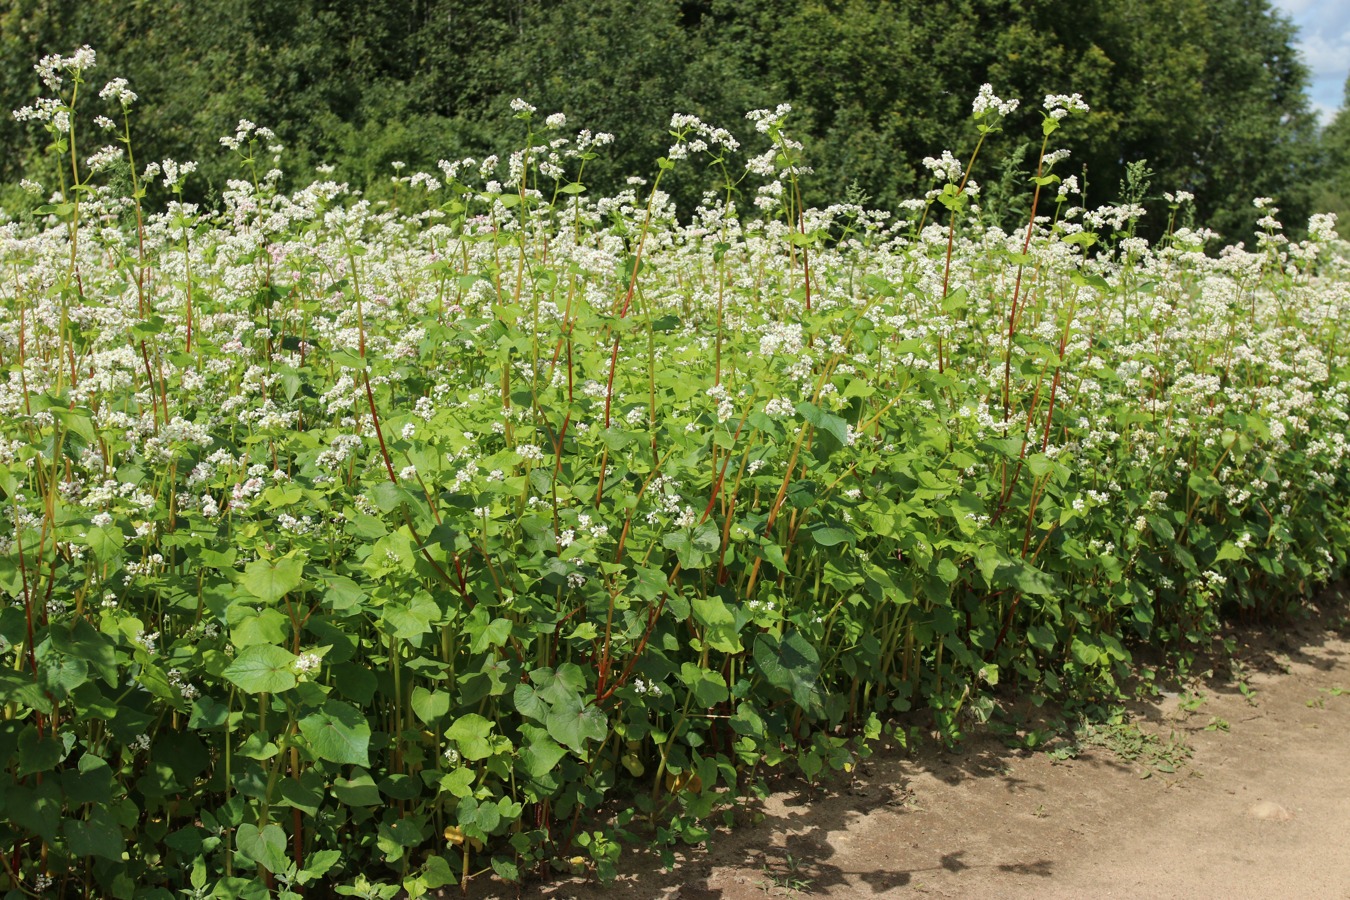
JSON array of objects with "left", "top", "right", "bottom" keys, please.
[{"left": 1, "top": 51, "right": 1347, "bottom": 899}]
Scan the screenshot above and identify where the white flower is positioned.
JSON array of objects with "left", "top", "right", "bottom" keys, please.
[
  {"left": 160, "top": 158, "right": 197, "bottom": 189},
  {"left": 1044, "top": 93, "right": 1090, "bottom": 118},
  {"left": 168, "top": 669, "right": 200, "bottom": 701},
  {"left": 86, "top": 145, "right": 123, "bottom": 173},
  {"left": 510, "top": 98, "right": 536, "bottom": 115},
  {"left": 922, "top": 150, "right": 964, "bottom": 183},
  {"left": 972, "top": 83, "right": 1019, "bottom": 119},
  {"left": 99, "top": 77, "right": 137, "bottom": 107}
]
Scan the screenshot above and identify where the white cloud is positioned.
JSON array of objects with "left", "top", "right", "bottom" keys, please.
[{"left": 1272, "top": 0, "right": 1350, "bottom": 123}]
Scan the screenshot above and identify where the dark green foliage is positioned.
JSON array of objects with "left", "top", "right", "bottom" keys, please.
[
  {"left": 1314, "top": 75, "right": 1350, "bottom": 232},
  {"left": 0, "top": 0, "right": 1326, "bottom": 238}
]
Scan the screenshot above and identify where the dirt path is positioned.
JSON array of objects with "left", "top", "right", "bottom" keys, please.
[{"left": 479, "top": 599, "right": 1350, "bottom": 900}]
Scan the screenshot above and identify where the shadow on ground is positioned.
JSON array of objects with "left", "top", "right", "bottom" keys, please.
[{"left": 450, "top": 580, "right": 1349, "bottom": 899}]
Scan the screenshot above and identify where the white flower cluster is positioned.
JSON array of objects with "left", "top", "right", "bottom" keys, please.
[
  {"left": 746, "top": 103, "right": 793, "bottom": 134},
  {"left": 759, "top": 321, "right": 804, "bottom": 357},
  {"left": 922, "top": 150, "right": 964, "bottom": 184},
  {"left": 168, "top": 669, "right": 200, "bottom": 701},
  {"left": 219, "top": 119, "right": 277, "bottom": 153},
  {"left": 972, "top": 84, "right": 1019, "bottom": 119},
  {"left": 1044, "top": 93, "right": 1090, "bottom": 119},
  {"left": 706, "top": 384, "right": 735, "bottom": 423},
  {"left": 667, "top": 112, "right": 740, "bottom": 159},
  {"left": 631, "top": 678, "right": 664, "bottom": 697},
  {"left": 99, "top": 77, "right": 137, "bottom": 107},
  {"left": 33, "top": 45, "right": 97, "bottom": 91}
]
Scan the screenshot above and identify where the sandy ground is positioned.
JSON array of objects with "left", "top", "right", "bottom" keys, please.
[{"left": 465, "top": 589, "right": 1350, "bottom": 900}]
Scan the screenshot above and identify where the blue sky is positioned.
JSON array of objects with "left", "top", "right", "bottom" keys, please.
[{"left": 1271, "top": 0, "right": 1349, "bottom": 125}]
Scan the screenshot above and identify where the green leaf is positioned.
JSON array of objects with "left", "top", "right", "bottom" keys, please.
[
  {"left": 63, "top": 755, "right": 114, "bottom": 805},
  {"left": 332, "top": 772, "right": 381, "bottom": 806},
  {"left": 809, "top": 526, "right": 852, "bottom": 548},
  {"left": 513, "top": 682, "right": 549, "bottom": 723},
  {"left": 38, "top": 656, "right": 88, "bottom": 699},
  {"left": 242, "top": 556, "right": 305, "bottom": 604},
  {"left": 1027, "top": 624, "right": 1057, "bottom": 653},
  {"left": 1186, "top": 473, "right": 1223, "bottom": 500},
  {"left": 662, "top": 521, "right": 720, "bottom": 570},
  {"left": 224, "top": 645, "right": 298, "bottom": 694},
  {"left": 64, "top": 809, "right": 125, "bottom": 861},
  {"left": 544, "top": 697, "right": 608, "bottom": 757},
  {"left": 410, "top": 687, "right": 451, "bottom": 725},
  {"left": 277, "top": 775, "right": 325, "bottom": 816},
  {"left": 299, "top": 700, "right": 371, "bottom": 766},
  {"left": 445, "top": 713, "right": 495, "bottom": 761},
  {"left": 438, "top": 767, "right": 475, "bottom": 798},
  {"left": 753, "top": 631, "right": 824, "bottom": 717},
  {"left": 465, "top": 607, "right": 513, "bottom": 653},
  {"left": 378, "top": 818, "right": 426, "bottom": 857},
  {"left": 1070, "top": 637, "right": 1102, "bottom": 667},
  {"left": 680, "top": 662, "right": 729, "bottom": 707},
  {"left": 236, "top": 823, "right": 289, "bottom": 874},
  {"left": 84, "top": 524, "right": 126, "bottom": 562},
  {"left": 49, "top": 618, "right": 118, "bottom": 686},
  {"left": 1061, "top": 231, "right": 1098, "bottom": 249},
  {"left": 862, "top": 273, "right": 896, "bottom": 296},
  {"left": 419, "top": 855, "right": 457, "bottom": 890},
  {"left": 691, "top": 595, "right": 742, "bottom": 653},
  {"left": 1148, "top": 515, "right": 1175, "bottom": 542},
  {"left": 936, "top": 558, "right": 960, "bottom": 584},
  {"left": 941, "top": 287, "right": 969, "bottom": 313},
  {"left": 238, "top": 732, "right": 279, "bottom": 760},
  {"left": 231, "top": 608, "right": 290, "bottom": 648},
  {"left": 518, "top": 735, "right": 567, "bottom": 779},
  {"left": 300, "top": 849, "right": 342, "bottom": 882},
  {"left": 796, "top": 401, "right": 851, "bottom": 449},
  {"left": 1011, "top": 559, "right": 1057, "bottom": 597},
  {"left": 319, "top": 573, "right": 365, "bottom": 612},
  {"left": 8, "top": 781, "right": 61, "bottom": 842},
  {"left": 17, "top": 725, "right": 66, "bottom": 775}
]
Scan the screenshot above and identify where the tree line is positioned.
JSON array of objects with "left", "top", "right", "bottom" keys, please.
[{"left": 1, "top": 0, "right": 1345, "bottom": 240}]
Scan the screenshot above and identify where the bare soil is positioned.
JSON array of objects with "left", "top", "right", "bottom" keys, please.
[{"left": 470, "top": 588, "right": 1350, "bottom": 900}]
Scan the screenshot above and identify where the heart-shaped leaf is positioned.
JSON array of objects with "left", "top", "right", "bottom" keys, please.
[
  {"left": 236, "top": 823, "right": 288, "bottom": 873},
  {"left": 224, "top": 645, "right": 298, "bottom": 694},
  {"left": 300, "top": 699, "right": 370, "bottom": 766},
  {"left": 242, "top": 556, "right": 305, "bottom": 604}
]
